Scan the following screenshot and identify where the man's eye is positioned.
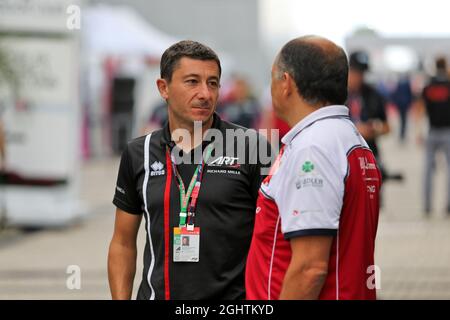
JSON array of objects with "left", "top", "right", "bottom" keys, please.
[
  {"left": 186, "top": 79, "right": 198, "bottom": 84},
  {"left": 208, "top": 81, "right": 218, "bottom": 88}
]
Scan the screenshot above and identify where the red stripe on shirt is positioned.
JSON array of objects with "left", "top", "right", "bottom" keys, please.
[{"left": 164, "top": 150, "right": 172, "bottom": 300}]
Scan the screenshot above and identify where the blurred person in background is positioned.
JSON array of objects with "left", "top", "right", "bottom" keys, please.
[
  {"left": 0, "top": 117, "right": 4, "bottom": 172},
  {"left": 0, "top": 101, "right": 5, "bottom": 172},
  {"left": 347, "top": 51, "right": 390, "bottom": 179},
  {"left": 108, "top": 40, "right": 271, "bottom": 300},
  {"left": 217, "top": 75, "right": 261, "bottom": 129},
  {"left": 418, "top": 57, "right": 450, "bottom": 215},
  {"left": 142, "top": 100, "right": 168, "bottom": 134},
  {"left": 391, "top": 74, "right": 413, "bottom": 143},
  {"left": 347, "top": 51, "right": 390, "bottom": 158}
]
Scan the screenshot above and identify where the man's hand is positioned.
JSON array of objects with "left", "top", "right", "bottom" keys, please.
[
  {"left": 357, "top": 120, "right": 390, "bottom": 140},
  {"left": 108, "top": 209, "right": 142, "bottom": 300},
  {"left": 356, "top": 122, "right": 376, "bottom": 140},
  {"left": 412, "top": 99, "right": 426, "bottom": 146},
  {"left": 279, "top": 235, "right": 333, "bottom": 300}
]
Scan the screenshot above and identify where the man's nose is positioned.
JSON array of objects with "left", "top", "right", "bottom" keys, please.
[{"left": 197, "top": 82, "right": 212, "bottom": 100}]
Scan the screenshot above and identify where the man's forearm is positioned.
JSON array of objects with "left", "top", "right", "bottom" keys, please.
[
  {"left": 108, "top": 241, "right": 137, "bottom": 300},
  {"left": 279, "top": 266, "right": 327, "bottom": 300}
]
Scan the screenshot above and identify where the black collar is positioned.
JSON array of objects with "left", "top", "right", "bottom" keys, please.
[{"left": 160, "top": 113, "right": 222, "bottom": 149}]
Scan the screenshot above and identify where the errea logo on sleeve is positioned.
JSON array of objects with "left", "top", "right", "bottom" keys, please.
[{"left": 150, "top": 161, "right": 165, "bottom": 176}]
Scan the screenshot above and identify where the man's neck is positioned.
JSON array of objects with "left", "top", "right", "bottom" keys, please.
[
  {"left": 169, "top": 115, "right": 214, "bottom": 152},
  {"left": 284, "top": 101, "right": 319, "bottom": 128}
]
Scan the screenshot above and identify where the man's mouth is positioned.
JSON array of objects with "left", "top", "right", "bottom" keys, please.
[{"left": 192, "top": 104, "right": 211, "bottom": 110}]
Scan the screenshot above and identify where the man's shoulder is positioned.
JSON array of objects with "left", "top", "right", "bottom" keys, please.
[
  {"left": 217, "top": 118, "right": 273, "bottom": 167},
  {"left": 220, "top": 118, "right": 267, "bottom": 138},
  {"left": 428, "top": 75, "right": 450, "bottom": 86},
  {"left": 219, "top": 118, "right": 250, "bottom": 131},
  {"left": 126, "top": 129, "right": 164, "bottom": 154},
  {"left": 218, "top": 119, "right": 269, "bottom": 144},
  {"left": 125, "top": 134, "right": 148, "bottom": 152},
  {"left": 128, "top": 134, "right": 147, "bottom": 146},
  {"left": 293, "top": 117, "right": 363, "bottom": 156}
]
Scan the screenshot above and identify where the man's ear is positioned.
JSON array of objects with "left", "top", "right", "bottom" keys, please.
[
  {"left": 156, "top": 78, "right": 169, "bottom": 100},
  {"left": 282, "top": 72, "right": 294, "bottom": 98}
]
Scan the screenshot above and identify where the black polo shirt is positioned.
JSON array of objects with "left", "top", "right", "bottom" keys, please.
[
  {"left": 422, "top": 74, "right": 450, "bottom": 129},
  {"left": 347, "top": 83, "right": 387, "bottom": 158},
  {"left": 113, "top": 114, "right": 272, "bottom": 300}
]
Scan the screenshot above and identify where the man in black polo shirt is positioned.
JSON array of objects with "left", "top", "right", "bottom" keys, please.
[
  {"left": 108, "top": 40, "right": 272, "bottom": 300},
  {"left": 347, "top": 51, "right": 390, "bottom": 164}
]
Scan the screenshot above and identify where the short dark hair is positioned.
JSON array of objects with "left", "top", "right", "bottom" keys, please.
[
  {"left": 276, "top": 36, "right": 348, "bottom": 106},
  {"left": 349, "top": 51, "right": 370, "bottom": 72},
  {"left": 436, "top": 57, "right": 447, "bottom": 72},
  {"left": 160, "top": 40, "right": 221, "bottom": 81}
]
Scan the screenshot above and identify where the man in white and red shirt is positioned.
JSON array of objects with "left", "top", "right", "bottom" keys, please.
[{"left": 246, "top": 36, "right": 381, "bottom": 300}]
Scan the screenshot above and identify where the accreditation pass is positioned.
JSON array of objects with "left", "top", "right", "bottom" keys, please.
[{"left": 173, "top": 227, "right": 200, "bottom": 262}]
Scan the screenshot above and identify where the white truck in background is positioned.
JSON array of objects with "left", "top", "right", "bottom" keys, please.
[{"left": 0, "top": 0, "right": 86, "bottom": 228}]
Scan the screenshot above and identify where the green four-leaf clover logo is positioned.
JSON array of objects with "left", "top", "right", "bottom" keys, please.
[{"left": 302, "top": 161, "right": 314, "bottom": 173}]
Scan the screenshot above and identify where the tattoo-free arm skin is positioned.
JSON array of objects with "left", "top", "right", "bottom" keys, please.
[
  {"left": 279, "top": 235, "right": 333, "bottom": 300},
  {"left": 108, "top": 209, "right": 142, "bottom": 300}
]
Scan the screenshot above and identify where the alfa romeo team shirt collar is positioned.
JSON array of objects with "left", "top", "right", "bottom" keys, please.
[{"left": 281, "top": 105, "right": 349, "bottom": 146}]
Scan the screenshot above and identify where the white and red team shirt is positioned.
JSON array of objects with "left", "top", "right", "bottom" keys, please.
[{"left": 245, "top": 105, "right": 381, "bottom": 300}]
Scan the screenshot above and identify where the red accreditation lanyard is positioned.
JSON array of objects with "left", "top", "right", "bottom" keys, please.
[{"left": 166, "top": 144, "right": 213, "bottom": 229}]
